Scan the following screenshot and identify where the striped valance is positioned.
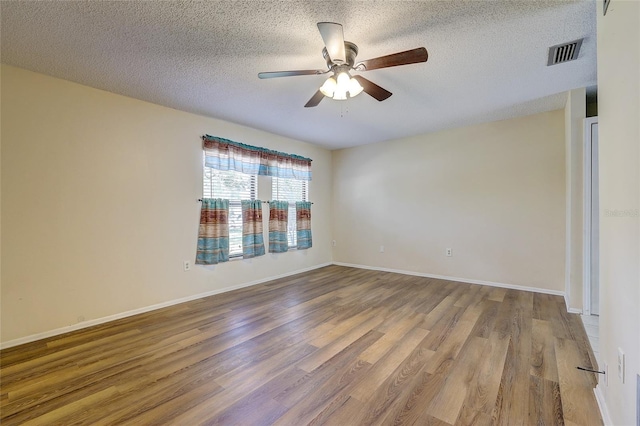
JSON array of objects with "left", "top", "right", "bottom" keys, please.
[{"left": 203, "top": 135, "right": 312, "bottom": 181}]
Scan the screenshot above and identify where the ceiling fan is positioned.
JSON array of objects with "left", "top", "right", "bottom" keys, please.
[{"left": 258, "top": 22, "right": 429, "bottom": 108}]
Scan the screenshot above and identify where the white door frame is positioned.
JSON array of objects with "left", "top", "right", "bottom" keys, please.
[{"left": 583, "top": 116, "right": 598, "bottom": 316}]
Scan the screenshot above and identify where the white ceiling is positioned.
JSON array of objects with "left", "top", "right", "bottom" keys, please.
[{"left": 0, "top": 1, "right": 596, "bottom": 150}]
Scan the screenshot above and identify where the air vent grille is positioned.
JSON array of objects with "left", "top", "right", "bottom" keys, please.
[{"left": 547, "top": 39, "right": 583, "bottom": 66}]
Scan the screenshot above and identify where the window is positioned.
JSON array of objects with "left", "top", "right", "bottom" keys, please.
[
  {"left": 272, "top": 177, "right": 308, "bottom": 247},
  {"left": 203, "top": 166, "right": 257, "bottom": 257}
]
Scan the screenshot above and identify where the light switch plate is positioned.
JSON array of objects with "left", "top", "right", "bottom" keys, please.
[{"left": 618, "top": 347, "right": 625, "bottom": 383}]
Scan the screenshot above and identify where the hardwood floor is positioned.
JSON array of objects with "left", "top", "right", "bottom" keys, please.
[{"left": 0, "top": 265, "right": 602, "bottom": 425}]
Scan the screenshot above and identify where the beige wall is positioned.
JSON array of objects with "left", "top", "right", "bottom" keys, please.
[
  {"left": 332, "top": 110, "right": 566, "bottom": 291},
  {"left": 564, "top": 88, "right": 586, "bottom": 311},
  {"left": 0, "top": 64, "right": 591, "bottom": 352},
  {"left": 0, "top": 65, "right": 333, "bottom": 344},
  {"left": 596, "top": 0, "right": 640, "bottom": 424}
]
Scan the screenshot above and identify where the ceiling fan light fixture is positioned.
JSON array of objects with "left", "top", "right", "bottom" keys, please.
[
  {"left": 333, "top": 88, "right": 348, "bottom": 100},
  {"left": 320, "top": 71, "right": 362, "bottom": 100},
  {"left": 336, "top": 72, "right": 350, "bottom": 88},
  {"left": 348, "top": 77, "right": 363, "bottom": 97},
  {"left": 332, "top": 72, "right": 352, "bottom": 100},
  {"left": 319, "top": 76, "right": 337, "bottom": 97}
]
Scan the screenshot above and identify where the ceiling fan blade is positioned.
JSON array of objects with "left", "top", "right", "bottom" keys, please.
[
  {"left": 317, "top": 22, "right": 346, "bottom": 64},
  {"left": 258, "top": 70, "right": 327, "bottom": 79},
  {"left": 304, "top": 90, "right": 325, "bottom": 108},
  {"left": 358, "top": 47, "right": 428, "bottom": 71},
  {"left": 352, "top": 75, "right": 392, "bottom": 101}
]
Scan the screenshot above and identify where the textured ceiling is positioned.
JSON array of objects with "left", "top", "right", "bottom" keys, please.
[{"left": 0, "top": 1, "right": 596, "bottom": 149}]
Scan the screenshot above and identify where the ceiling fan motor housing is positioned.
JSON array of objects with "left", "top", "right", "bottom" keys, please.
[{"left": 323, "top": 41, "right": 359, "bottom": 69}]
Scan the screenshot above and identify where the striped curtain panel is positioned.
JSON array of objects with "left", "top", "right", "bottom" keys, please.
[
  {"left": 241, "top": 200, "right": 265, "bottom": 258},
  {"left": 296, "top": 201, "right": 312, "bottom": 250},
  {"left": 196, "top": 198, "right": 229, "bottom": 265},
  {"left": 268, "top": 200, "right": 289, "bottom": 253}
]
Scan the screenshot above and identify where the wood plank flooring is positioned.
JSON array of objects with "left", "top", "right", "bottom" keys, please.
[{"left": 0, "top": 265, "right": 602, "bottom": 425}]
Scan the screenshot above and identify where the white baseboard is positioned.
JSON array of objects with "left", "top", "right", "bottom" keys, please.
[
  {"left": 332, "top": 262, "right": 566, "bottom": 297},
  {"left": 594, "top": 385, "right": 613, "bottom": 425},
  {"left": 564, "top": 294, "right": 584, "bottom": 314},
  {"left": 0, "top": 262, "right": 332, "bottom": 350}
]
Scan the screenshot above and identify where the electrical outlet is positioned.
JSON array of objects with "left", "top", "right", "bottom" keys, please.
[
  {"left": 379, "top": 245, "right": 385, "bottom": 253},
  {"left": 618, "top": 348, "right": 625, "bottom": 383},
  {"left": 603, "top": 361, "right": 609, "bottom": 387},
  {"left": 332, "top": 240, "right": 336, "bottom": 247},
  {"left": 183, "top": 260, "right": 191, "bottom": 272},
  {"left": 446, "top": 248, "right": 452, "bottom": 257}
]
